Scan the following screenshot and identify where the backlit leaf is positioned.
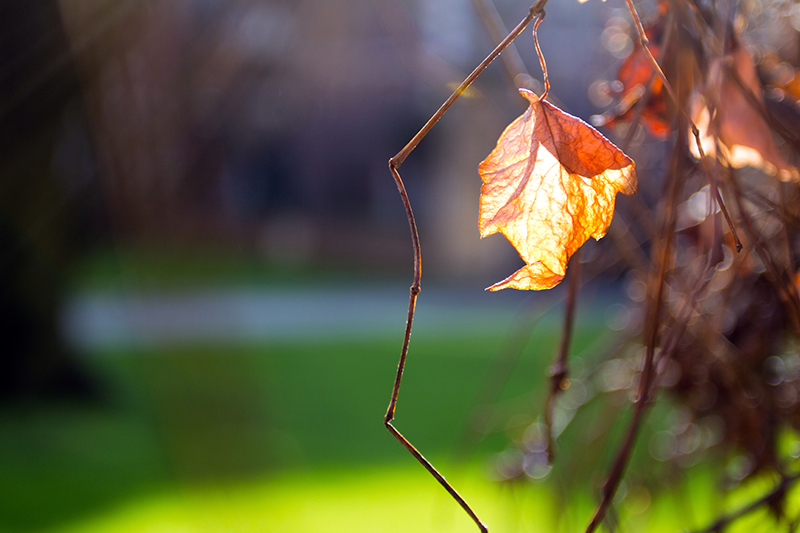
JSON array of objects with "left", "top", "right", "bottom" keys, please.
[
  {"left": 479, "top": 88, "right": 637, "bottom": 291},
  {"left": 689, "top": 39, "right": 799, "bottom": 181}
]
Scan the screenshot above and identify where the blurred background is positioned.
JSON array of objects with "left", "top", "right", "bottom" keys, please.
[{"left": 2, "top": 0, "right": 800, "bottom": 531}]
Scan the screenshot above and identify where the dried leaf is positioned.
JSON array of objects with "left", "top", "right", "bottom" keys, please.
[
  {"left": 690, "top": 39, "right": 799, "bottom": 181},
  {"left": 479, "top": 88, "right": 637, "bottom": 291}
]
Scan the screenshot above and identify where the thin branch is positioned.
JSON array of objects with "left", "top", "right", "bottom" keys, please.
[
  {"left": 532, "top": 11, "right": 549, "bottom": 100},
  {"left": 544, "top": 249, "right": 581, "bottom": 462},
  {"left": 723, "top": 161, "right": 800, "bottom": 336},
  {"left": 390, "top": 0, "right": 549, "bottom": 168},
  {"left": 471, "top": 0, "right": 534, "bottom": 88},
  {"left": 385, "top": 3, "right": 550, "bottom": 532},
  {"left": 386, "top": 422, "right": 488, "bottom": 530},
  {"left": 387, "top": 123, "right": 490, "bottom": 533},
  {"left": 584, "top": 132, "right": 685, "bottom": 533},
  {"left": 691, "top": 472, "right": 800, "bottom": 533},
  {"left": 453, "top": 250, "right": 635, "bottom": 463},
  {"left": 384, "top": 164, "right": 422, "bottom": 424}
]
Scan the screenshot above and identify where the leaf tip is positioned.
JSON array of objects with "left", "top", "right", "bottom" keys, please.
[{"left": 488, "top": 263, "right": 565, "bottom": 291}]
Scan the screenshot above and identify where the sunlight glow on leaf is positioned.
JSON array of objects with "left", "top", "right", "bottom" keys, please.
[{"left": 479, "top": 89, "right": 637, "bottom": 291}]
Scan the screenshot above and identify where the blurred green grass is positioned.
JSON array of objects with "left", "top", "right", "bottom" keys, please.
[
  {"left": 0, "top": 329, "right": 562, "bottom": 532},
  {"left": 2, "top": 248, "right": 798, "bottom": 532},
  {"left": 4, "top": 330, "right": 797, "bottom": 533}
]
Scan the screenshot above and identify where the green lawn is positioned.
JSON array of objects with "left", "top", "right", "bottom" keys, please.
[
  {"left": 2, "top": 330, "right": 559, "bottom": 532},
  {"left": 39, "top": 464, "right": 800, "bottom": 533},
  {"left": 2, "top": 253, "right": 798, "bottom": 533}
]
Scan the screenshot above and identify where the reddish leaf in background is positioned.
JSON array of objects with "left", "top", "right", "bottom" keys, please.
[
  {"left": 603, "top": 41, "right": 670, "bottom": 138},
  {"left": 593, "top": 9, "right": 672, "bottom": 139},
  {"left": 479, "top": 88, "right": 638, "bottom": 291},
  {"left": 690, "top": 38, "right": 799, "bottom": 181}
]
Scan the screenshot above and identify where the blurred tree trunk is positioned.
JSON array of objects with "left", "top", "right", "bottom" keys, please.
[{"left": 0, "top": 1, "right": 97, "bottom": 399}]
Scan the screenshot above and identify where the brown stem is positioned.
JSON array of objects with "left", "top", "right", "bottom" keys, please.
[
  {"left": 691, "top": 472, "right": 800, "bottom": 533},
  {"left": 544, "top": 249, "right": 581, "bottom": 462},
  {"left": 384, "top": 164, "right": 421, "bottom": 423},
  {"left": 724, "top": 161, "right": 800, "bottom": 336},
  {"left": 471, "top": 0, "right": 532, "bottom": 87},
  {"left": 532, "top": 11, "right": 549, "bottom": 100},
  {"left": 693, "top": 130, "right": 743, "bottom": 252},
  {"left": 385, "top": 3, "right": 550, "bottom": 532},
  {"left": 390, "top": 0, "right": 549, "bottom": 169},
  {"left": 623, "top": 0, "right": 677, "bottom": 108},
  {"left": 584, "top": 134, "right": 684, "bottom": 533},
  {"left": 385, "top": 422, "right": 488, "bottom": 532},
  {"left": 385, "top": 163, "right": 486, "bottom": 533}
]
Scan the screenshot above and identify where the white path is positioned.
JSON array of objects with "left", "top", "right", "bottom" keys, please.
[{"left": 61, "top": 284, "right": 579, "bottom": 351}]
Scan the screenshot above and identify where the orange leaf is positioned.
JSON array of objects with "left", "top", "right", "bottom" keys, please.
[
  {"left": 479, "top": 89, "right": 637, "bottom": 291},
  {"left": 593, "top": 10, "right": 673, "bottom": 139}
]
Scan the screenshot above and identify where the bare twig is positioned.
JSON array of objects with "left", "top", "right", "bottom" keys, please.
[
  {"left": 471, "top": 0, "right": 533, "bottom": 88},
  {"left": 584, "top": 132, "right": 685, "bottom": 533},
  {"left": 390, "top": 0, "right": 549, "bottom": 168},
  {"left": 723, "top": 161, "right": 800, "bottom": 335},
  {"left": 544, "top": 249, "right": 581, "bottom": 462},
  {"left": 691, "top": 472, "right": 800, "bottom": 533},
  {"left": 453, "top": 251, "right": 635, "bottom": 464},
  {"left": 385, "top": 3, "right": 550, "bottom": 532},
  {"left": 532, "top": 11, "right": 549, "bottom": 100}
]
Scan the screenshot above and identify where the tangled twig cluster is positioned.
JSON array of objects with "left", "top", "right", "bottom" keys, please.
[{"left": 386, "top": 0, "right": 800, "bottom": 531}]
